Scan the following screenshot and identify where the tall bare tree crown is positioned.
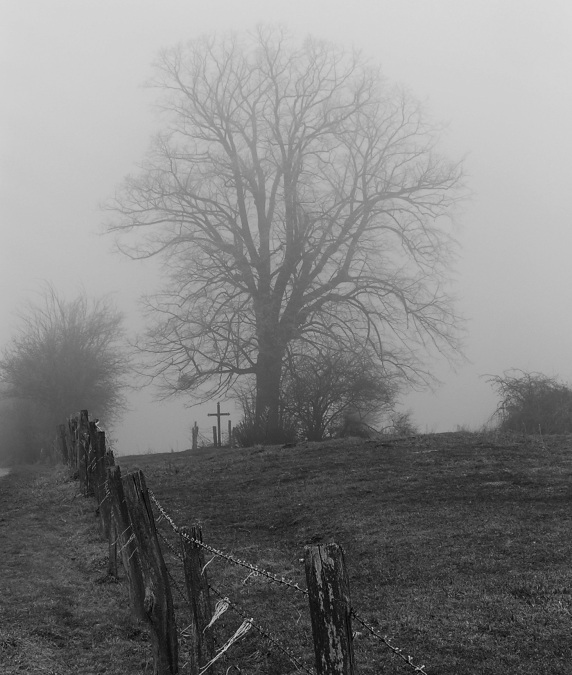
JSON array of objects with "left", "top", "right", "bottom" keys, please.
[{"left": 106, "top": 27, "right": 464, "bottom": 427}]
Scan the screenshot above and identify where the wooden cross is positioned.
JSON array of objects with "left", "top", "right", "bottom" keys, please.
[{"left": 208, "top": 402, "right": 230, "bottom": 447}]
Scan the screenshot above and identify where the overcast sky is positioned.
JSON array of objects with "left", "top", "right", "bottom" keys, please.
[{"left": 2, "top": 1, "right": 571, "bottom": 453}]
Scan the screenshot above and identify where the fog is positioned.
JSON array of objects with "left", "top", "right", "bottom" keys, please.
[{"left": 2, "top": 1, "right": 571, "bottom": 453}]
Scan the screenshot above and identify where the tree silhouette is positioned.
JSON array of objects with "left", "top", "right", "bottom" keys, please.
[
  {"left": 107, "top": 27, "right": 464, "bottom": 440},
  {"left": 0, "top": 285, "right": 128, "bottom": 459}
]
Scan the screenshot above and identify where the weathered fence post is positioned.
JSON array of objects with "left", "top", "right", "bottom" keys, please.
[
  {"left": 76, "top": 410, "right": 91, "bottom": 495},
  {"left": 192, "top": 422, "right": 198, "bottom": 451},
  {"left": 180, "top": 524, "right": 215, "bottom": 673},
  {"left": 104, "top": 446, "right": 118, "bottom": 578},
  {"left": 122, "top": 470, "right": 179, "bottom": 675},
  {"left": 106, "top": 466, "right": 144, "bottom": 605},
  {"left": 304, "top": 543, "right": 357, "bottom": 675},
  {"left": 91, "top": 429, "right": 110, "bottom": 536},
  {"left": 88, "top": 420, "right": 101, "bottom": 500}
]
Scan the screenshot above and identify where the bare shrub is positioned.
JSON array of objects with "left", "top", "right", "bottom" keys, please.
[{"left": 487, "top": 370, "right": 572, "bottom": 435}]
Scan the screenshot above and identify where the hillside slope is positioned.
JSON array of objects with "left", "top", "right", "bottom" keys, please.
[{"left": 122, "top": 432, "right": 572, "bottom": 674}]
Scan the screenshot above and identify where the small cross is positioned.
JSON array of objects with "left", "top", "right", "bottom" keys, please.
[{"left": 208, "top": 402, "right": 230, "bottom": 447}]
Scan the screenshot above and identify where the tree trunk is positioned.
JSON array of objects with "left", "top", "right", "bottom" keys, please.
[{"left": 255, "top": 344, "right": 283, "bottom": 442}]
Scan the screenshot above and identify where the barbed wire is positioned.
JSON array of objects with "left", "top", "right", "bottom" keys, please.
[
  {"left": 166, "top": 564, "right": 192, "bottom": 613},
  {"left": 157, "top": 527, "right": 184, "bottom": 562},
  {"left": 208, "top": 584, "right": 315, "bottom": 674},
  {"left": 148, "top": 489, "right": 308, "bottom": 596},
  {"left": 96, "top": 465, "right": 430, "bottom": 674},
  {"left": 157, "top": 510, "right": 315, "bottom": 675},
  {"left": 351, "top": 610, "right": 429, "bottom": 674}
]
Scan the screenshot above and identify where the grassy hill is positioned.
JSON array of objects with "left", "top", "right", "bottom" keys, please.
[{"left": 119, "top": 432, "right": 572, "bottom": 674}]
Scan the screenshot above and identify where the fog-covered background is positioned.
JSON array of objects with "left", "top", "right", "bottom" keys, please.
[{"left": 2, "top": 0, "right": 571, "bottom": 454}]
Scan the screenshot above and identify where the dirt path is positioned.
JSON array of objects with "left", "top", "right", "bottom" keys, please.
[{"left": 0, "top": 465, "right": 149, "bottom": 674}]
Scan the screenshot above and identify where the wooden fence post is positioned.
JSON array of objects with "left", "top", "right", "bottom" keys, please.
[
  {"left": 103, "top": 447, "right": 117, "bottom": 578},
  {"left": 180, "top": 524, "right": 215, "bottom": 673},
  {"left": 122, "top": 470, "right": 179, "bottom": 675},
  {"left": 304, "top": 543, "right": 357, "bottom": 675},
  {"left": 76, "top": 410, "right": 91, "bottom": 495},
  {"left": 92, "top": 429, "right": 110, "bottom": 537},
  {"left": 106, "top": 466, "right": 145, "bottom": 608},
  {"left": 88, "top": 420, "right": 100, "bottom": 499}
]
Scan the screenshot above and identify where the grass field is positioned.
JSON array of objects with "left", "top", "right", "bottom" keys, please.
[
  {"left": 2, "top": 432, "right": 572, "bottom": 673},
  {"left": 0, "top": 465, "right": 149, "bottom": 674}
]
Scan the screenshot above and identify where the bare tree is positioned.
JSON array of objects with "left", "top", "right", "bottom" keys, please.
[
  {"left": 487, "top": 370, "right": 572, "bottom": 435},
  {"left": 0, "top": 285, "right": 128, "bottom": 459},
  {"left": 282, "top": 345, "right": 397, "bottom": 441},
  {"left": 106, "top": 27, "right": 464, "bottom": 440}
]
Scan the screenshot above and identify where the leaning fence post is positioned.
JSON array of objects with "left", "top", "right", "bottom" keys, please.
[
  {"left": 304, "top": 543, "right": 357, "bottom": 675},
  {"left": 122, "top": 470, "right": 179, "bottom": 675},
  {"left": 106, "top": 465, "right": 145, "bottom": 608},
  {"left": 180, "top": 524, "right": 215, "bottom": 673}
]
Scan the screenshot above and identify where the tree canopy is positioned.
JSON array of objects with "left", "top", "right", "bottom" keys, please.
[{"left": 107, "top": 27, "right": 464, "bottom": 439}]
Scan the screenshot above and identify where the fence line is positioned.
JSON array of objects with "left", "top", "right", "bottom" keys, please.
[
  {"left": 58, "top": 409, "right": 429, "bottom": 675},
  {"left": 152, "top": 497, "right": 312, "bottom": 673},
  {"left": 149, "top": 488, "right": 309, "bottom": 596},
  {"left": 207, "top": 583, "right": 315, "bottom": 675}
]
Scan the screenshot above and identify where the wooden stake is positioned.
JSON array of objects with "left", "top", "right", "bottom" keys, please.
[
  {"left": 106, "top": 466, "right": 145, "bottom": 614},
  {"left": 180, "top": 524, "right": 215, "bottom": 672},
  {"left": 102, "top": 444, "right": 117, "bottom": 577},
  {"left": 304, "top": 543, "right": 357, "bottom": 675},
  {"left": 77, "top": 410, "right": 90, "bottom": 495},
  {"left": 122, "top": 470, "right": 179, "bottom": 674}
]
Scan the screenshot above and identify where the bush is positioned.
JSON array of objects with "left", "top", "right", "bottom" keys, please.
[
  {"left": 233, "top": 418, "right": 297, "bottom": 447},
  {"left": 487, "top": 370, "right": 572, "bottom": 434},
  {"left": 385, "top": 411, "right": 419, "bottom": 436},
  {"left": 282, "top": 347, "right": 398, "bottom": 441}
]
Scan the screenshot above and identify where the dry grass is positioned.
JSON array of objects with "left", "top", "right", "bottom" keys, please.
[
  {"left": 3, "top": 432, "right": 572, "bottom": 674},
  {"left": 0, "top": 465, "right": 149, "bottom": 674},
  {"left": 123, "top": 432, "right": 572, "bottom": 674}
]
